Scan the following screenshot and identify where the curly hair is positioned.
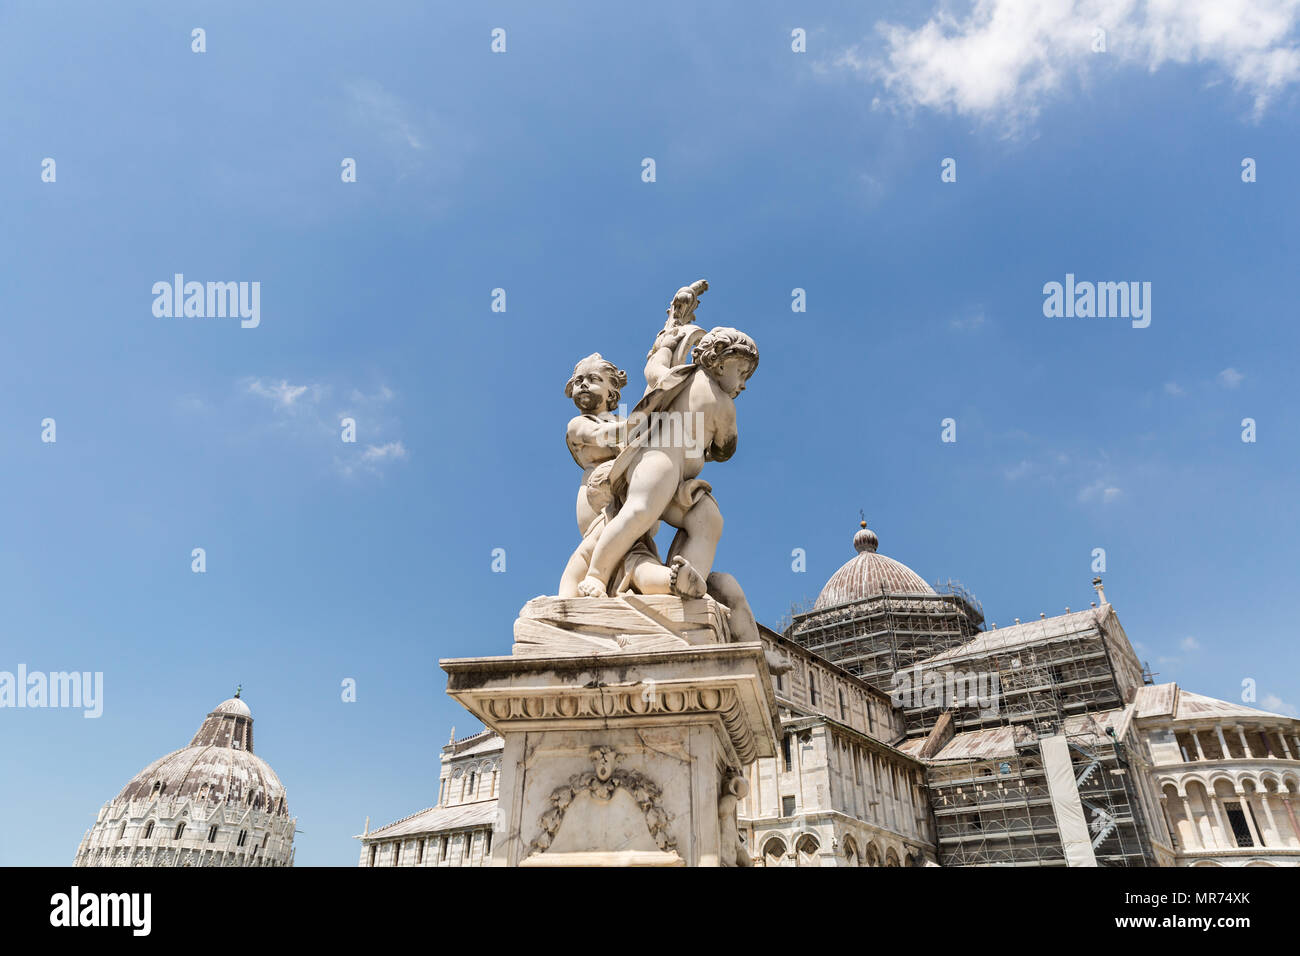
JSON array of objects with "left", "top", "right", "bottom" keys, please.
[
  {"left": 691, "top": 327, "right": 759, "bottom": 378},
  {"left": 564, "top": 353, "right": 628, "bottom": 411}
]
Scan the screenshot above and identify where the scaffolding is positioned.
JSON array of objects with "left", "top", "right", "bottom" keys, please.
[
  {"left": 929, "top": 737, "right": 1066, "bottom": 866},
  {"left": 925, "top": 718, "right": 1156, "bottom": 867},
  {"left": 787, "top": 583, "right": 985, "bottom": 695},
  {"left": 898, "top": 612, "right": 1136, "bottom": 739}
]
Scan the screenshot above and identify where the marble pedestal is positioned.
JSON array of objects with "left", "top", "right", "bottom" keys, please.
[{"left": 440, "top": 595, "right": 780, "bottom": 867}]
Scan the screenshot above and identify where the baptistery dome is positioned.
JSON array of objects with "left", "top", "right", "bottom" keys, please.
[{"left": 73, "top": 692, "right": 296, "bottom": 867}]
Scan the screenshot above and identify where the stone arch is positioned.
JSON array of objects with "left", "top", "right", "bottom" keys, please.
[
  {"left": 1280, "top": 770, "right": 1300, "bottom": 795},
  {"left": 1256, "top": 770, "right": 1282, "bottom": 791},
  {"left": 794, "top": 833, "right": 821, "bottom": 866},
  {"left": 1191, "top": 859, "right": 1223, "bottom": 867},
  {"left": 841, "top": 835, "right": 860, "bottom": 866},
  {"left": 865, "top": 842, "right": 882, "bottom": 867},
  {"left": 1206, "top": 772, "right": 1238, "bottom": 796},
  {"left": 761, "top": 836, "right": 787, "bottom": 867},
  {"left": 1244, "top": 860, "right": 1276, "bottom": 867},
  {"left": 884, "top": 847, "right": 901, "bottom": 867}
]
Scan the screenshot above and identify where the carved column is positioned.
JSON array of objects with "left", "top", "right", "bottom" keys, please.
[
  {"left": 1282, "top": 796, "right": 1300, "bottom": 847},
  {"left": 1191, "top": 730, "right": 1206, "bottom": 761},
  {"left": 1238, "top": 726, "right": 1254, "bottom": 759},
  {"left": 1209, "top": 793, "right": 1228, "bottom": 849},
  {"left": 1215, "top": 724, "right": 1230, "bottom": 758},
  {"left": 1180, "top": 795, "right": 1201, "bottom": 850},
  {"left": 1257, "top": 790, "right": 1280, "bottom": 847}
]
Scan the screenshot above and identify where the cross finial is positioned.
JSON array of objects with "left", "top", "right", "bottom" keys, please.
[{"left": 234, "top": 683, "right": 242, "bottom": 699}]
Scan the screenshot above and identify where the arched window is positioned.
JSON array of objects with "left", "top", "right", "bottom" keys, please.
[
  {"left": 143, "top": 821, "right": 154, "bottom": 839},
  {"left": 795, "top": 834, "right": 820, "bottom": 865},
  {"left": 762, "top": 837, "right": 787, "bottom": 866},
  {"left": 174, "top": 822, "right": 186, "bottom": 840}
]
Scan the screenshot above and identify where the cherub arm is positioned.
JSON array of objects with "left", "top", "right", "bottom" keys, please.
[{"left": 566, "top": 415, "right": 622, "bottom": 460}]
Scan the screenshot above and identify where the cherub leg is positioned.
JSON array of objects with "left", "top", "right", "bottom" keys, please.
[
  {"left": 559, "top": 531, "right": 598, "bottom": 598},
  {"left": 579, "top": 451, "right": 679, "bottom": 597},
  {"left": 665, "top": 493, "right": 723, "bottom": 579}
]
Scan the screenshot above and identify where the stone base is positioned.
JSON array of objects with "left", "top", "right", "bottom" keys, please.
[{"left": 442, "top": 639, "right": 779, "bottom": 868}]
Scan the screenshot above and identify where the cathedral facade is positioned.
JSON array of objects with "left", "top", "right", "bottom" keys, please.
[{"left": 359, "top": 524, "right": 1300, "bottom": 867}]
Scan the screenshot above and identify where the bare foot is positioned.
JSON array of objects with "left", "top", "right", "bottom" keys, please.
[
  {"left": 669, "top": 556, "right": 708, "bottom": 598},
  {"left": 577, "top": 577, "right": 608, "bottom": 598}
]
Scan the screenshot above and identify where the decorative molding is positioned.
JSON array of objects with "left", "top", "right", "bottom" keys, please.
[
  {"left": 527, "top": 747, "right": 676, "bottom": 857},
  {"left": 474, "top": 684, "right": 759, "bottom": 763}
]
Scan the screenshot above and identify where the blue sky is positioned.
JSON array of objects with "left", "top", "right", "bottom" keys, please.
[{"left": 2, "top": 1, "right": 1298, "bottom": 866}]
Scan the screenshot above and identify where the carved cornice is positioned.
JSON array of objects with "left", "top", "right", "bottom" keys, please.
[{"left": 472, "top": 683, "right": 762, "bottom": 764}]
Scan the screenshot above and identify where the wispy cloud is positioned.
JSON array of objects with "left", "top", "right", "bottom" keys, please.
[
  {"left": 346, "top": 79, "right": 427, "bottom": 151},
  {"left": 844, "top": 0, "right": 1300, "bottom": 133},
  {"left": 246, "top": 378, "right": 326, "bottom": 410},
  {"left": 950, "top": 310, "right": 987, "bottom": 332},
  {"left": 1078, "top": 479, "right": 1123, "bottom": 505},
  {"left": 1179, "top": 635, "right": 1201, "bottom": 652},
  {"left": 1262, "top": 693, "right": 1299, "bottom": 717},
  {"left": 1217, "top": 366, "right": 1245, "bottom": 388},
  {"left": 1163, "top": 381, "right": 1184, "bottom": 396},
  {"left": 238, "top": 377, "right": 408, "bottom": 477}
]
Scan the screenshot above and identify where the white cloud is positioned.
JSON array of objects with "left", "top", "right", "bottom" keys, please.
[
  {"left": 1078, "top": 479, "right": 1123, "bottom": 504},
  {"left": 1179, "top": 635, "right": 1200, "bottom": 651},
  {"left": 1163, "top": 381, "right": 1184, "bottom": 396},
  {"left": 1262, "top": 693, "right": 1299, "bottom": 717},
  {"left": 246, "top": 378, "right": 325, "bottom": 410},
  {"left": 1217, "top": 366, "right": 1245, "bottom": 388},
  {"left": 346, "top": 79, "right": 427, "bottom": 151},
  {"left": 1004, "top": 458, "right": 1033, "bottom": 480},
  {"left": 950, "top": 310, "right": 987, "bottom": 331},
  {"left": 850, "top": 0, "right": 1300, "bottom": 131},
  {"left": 360, "top": 441, "right": 408, "bottom": 463},
  {"left": 336, "top": 440, "right": 409, "bottom": 478}
]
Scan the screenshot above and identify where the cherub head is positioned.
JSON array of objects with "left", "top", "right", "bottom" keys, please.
[
  {"left": 665, "top": 279, "right": 709, "bottom": 328},
  {"left": 692, "top": 327, "right": 759, "bottom": 398},
  {"left": 565, "top": 353, "right": 627, "bottom": 413}
]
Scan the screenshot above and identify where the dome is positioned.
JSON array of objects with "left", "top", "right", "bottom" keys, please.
[
  {"left": 213, "top": 696, "right": 251, "bottom": 717},
  {"left": 74, "top": 692, "right": 296, "bottom": 867},
  {"left": 112, "top": 694, "right": 287, "bottom": 812},
  {"left": 813, "top": 522, "right": 935, "bottom": 609}
]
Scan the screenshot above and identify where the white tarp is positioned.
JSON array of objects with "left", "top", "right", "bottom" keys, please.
[{"left": 1040, "top": 734, "right": 1097, "bottom": 867}]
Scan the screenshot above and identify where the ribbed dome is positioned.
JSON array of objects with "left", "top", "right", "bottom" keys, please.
[
  {"left": 113, "top": 695, "right": 288, "bottom": 814},
  {"left": 813, "top": 522, "right": 935, "bottom": 609}
]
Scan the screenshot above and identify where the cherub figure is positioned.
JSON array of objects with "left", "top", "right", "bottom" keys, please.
[
  {"left": 557, "top": 352, "right": 710, "bottom": 599},
  {"left": 562, "top": 353, "right": 626, "bottom": 534},
  {"left": 576, "top": 327, "right": 759, "bottom": 599}
]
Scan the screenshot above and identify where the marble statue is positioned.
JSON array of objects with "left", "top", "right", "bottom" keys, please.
[
  {"left": 553, "top": 282, "right": 787, "bottom": 668},
  {"left": 569, "top": 325, "right": 758, "bottom": 600}
]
